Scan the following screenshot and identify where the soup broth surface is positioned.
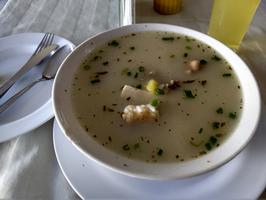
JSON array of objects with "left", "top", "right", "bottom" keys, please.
[{"left": 71, "top": 31, "right": 242, "bottom": 163}]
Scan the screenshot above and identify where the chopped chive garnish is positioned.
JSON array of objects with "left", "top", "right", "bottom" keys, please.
[
  {"left": 200, "top": 59, "right": 208, "bottom": 65},
  {"left": 216, "top": 107, "right": 223, "bottom": 114},
  {"left": 162, "top": 37, "right": 174, "bottom": 41},
  {"left": 136, "top": 84, "right": 142, "bottom": 89},
  {"left": 102, "top": 61, "right": 109, "bottom": 66},
  {"left": 90, "top": 79, "right": 100, "bottom": 84},
  {"left": 198, "top": 128, "right": 203, "bottom": 134},
  {"left": 103, "top": 105, "right": 106, "bottom": 111},
  {"left": 155, "top": 88, "right": 165, "bottom": 96},
  {"left": 127, "top": 71, "right": 132, "bottom": 76},
  {"left": 134, "top": 72, "right": 139, "bottom": 78},
  {"left": 205, "top": 143, "right": 212, "bottom": 151},
  {"left": 183, "top": 53, "right": 188, "bottom": 57},
  {"left": 108, "top": 40, "right": 119, "bottom": 47},
  {"left": 107, "top": 108, "right": 114, "bottom": 112},
  {"left": 108, "top": 136, "right": 112, "bottom": 142},
  {"left": 133, "top": 143, "right": 140, "bottom": 149},
  {"left": 212, "top": 55, "right": 221, "bottom": 61},
  {"left": 185, "top": 46, "right": 192, "bottom": 50},
  {"left": 150, "top": 99, "right": 158, "bottom": 108},
  {"left": 157, "top": 148, "right": 164, "bottom": 156},
  {"left": 170, "top": 54, "right": 175, "bottom": 58},
  {"left": 209, "top": 136, "right": 217, "bottom": 145},
  {"left": 138, "top": 66, "right": 145, "bottom": 72},
  {"left": 83, "top": 65, "right": 90, "bottom": 70},
  {"left": 122, "top": 144, "right": 130, "bottom": 151},
  {"left": 222, "top": 73, "right": 232, "bottom": 77},
  {"left": 201, "top": 80, "right": 207, "bottom": 86},
  {"left": 229, "top": 112, "right": 237, "bottom": 119},
  {"left": 212, "top": 122, "right": 220, "bottom": 129},
  {"left": 184, "top": 90, "right": 195, "bottom": 98},
  {"left": 96, "top": 71, "right": 108, "bottom": 75},
  {"left": 130, "top": 46, "right": 135, "bottom": 50},
  {"left": 93, "top": 55, "right": 102, "bottom": 61}
]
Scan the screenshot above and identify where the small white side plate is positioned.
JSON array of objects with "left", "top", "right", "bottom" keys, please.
[
  {"left": 53, "top": 108, "right": 266, "bottom": 199},
  {"left": 0, "top": 33, "right": 74, "bottom": 142}
]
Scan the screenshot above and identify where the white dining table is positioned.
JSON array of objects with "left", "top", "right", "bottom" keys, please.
[{"left": 0, "top": 0, "right": 266, "bottom": 199}]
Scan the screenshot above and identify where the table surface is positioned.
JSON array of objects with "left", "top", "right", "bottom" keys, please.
[{"left": 0, "top": 0, "right": 266, "bottom": 199}]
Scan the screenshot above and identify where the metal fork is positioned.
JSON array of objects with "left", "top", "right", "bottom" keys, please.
[
  {"left": 32, "top": 32, "right": 54, "bottom": 56},
  {"left": 0, "top": 33, "right": 55, "bottom": 98}
]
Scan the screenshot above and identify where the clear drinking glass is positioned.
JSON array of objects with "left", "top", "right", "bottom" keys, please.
[{"left": 208, "top": 0, "right": 261, "bottom": 50}]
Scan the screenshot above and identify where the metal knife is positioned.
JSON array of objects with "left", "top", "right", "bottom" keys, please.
[{"left": 0, "top": 44, "right": 59, "bottom": 98}]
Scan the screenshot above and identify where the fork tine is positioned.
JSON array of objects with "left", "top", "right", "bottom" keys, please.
[
  {"left": 44, "top": 33, "right": 54, "bottom": 48},
  {"left": 34, "top": 33, "right": 48, "bottom": 55}
]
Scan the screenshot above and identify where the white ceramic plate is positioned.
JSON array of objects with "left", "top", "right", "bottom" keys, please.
[
  {"left": 0, "top": 33, "right": 74, "bottom": 142},
  {"left": 53, "top": 107, "right": 266, "bottom": 199}
]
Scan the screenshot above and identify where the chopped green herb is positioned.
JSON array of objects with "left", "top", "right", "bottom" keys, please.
[
  {"left": 209, "top": 136, "right": 217, "bottom": 145},
  {"left": 155, "top": 88, "right": 165, "bottom": 96},
  {"left": 216, "top": 107, "right": 223, "bottom": 114},
  {"left": 212, "top": 55, "right": 221, "bottom": 61},
  {"left": 198, "top": 128, "right": 203, "bottom": 134},
  {"left": 107, "top": 108, "right": 114, "bottom": 112},
  {"left": 183, "top": 80, "right": 195, "bottom": 83},
  {"left": 183, "top": 53, "right": 188, "bottom": 57},
  {"left": 170, "top": 54, "right": 175, "bottom": 58},
  {"left": 185, "top": 46, "right": 192, "bottom": 50},
  {"left": 121, "top": 68, "right": 129, "bottom": 75},
  {"left": 162, "top": 37, "right": 174, "bottom": 41},
  {"left": 103, "top": 105, "right": 106, "bottom": 111},
  {"left": 127, "top": 71, "right": 132, "bottom": 76},
  {"left": 184, "top": 90, "right": 195, "bottom": 98},
  {"left": 136, "top": 84, "right": 142, "bottom": 89},
  {"left": 108, "top": 40, "right": 119, "bottom": 47},
  {"left": 222, "top": 73, "right": 232, "bottom": 77},
  {"left": 133, "top": 143, "right": 140, "bottom": 149},
  {"left": 108, "top": 136, "right": 112, "bottom": 142},
  {"left": 96, "top": 71, "right": 108, "bottom": 75},
  {"left": 150, "top": 99, "right": 159, "bottom": 108},
  {"left": 83, "top": 65, "right": 90, "bottom": 70},
  {"left": 138, "top": 66, "right": 145, "bottom": 72},
  {"left": 90, "top": 79, "right": 100, "bottom": 84},
  {"left": 122, "top": 144, "right": 130, "bottom": 151},
  {"left": 185, "top": 36, "right": 191, "bottom": 42},
  {"left": 130, "top": 46, "right": 135, "bottom": 50},
  {"left": 93, "top": 55, "right": 102, "bottom": 61},
  {"left": 229, "top": 112, "right": 237, "bottom": 119},
  {"left": 201, "top": 80, "right": 207, "bottom": 86},
  {"left": 157, "top": 148, "right": 164, "bottom": 156},
  {"left": 212, "top": 122, "right": 220, "bottom": 129},
  {"left": 205, "top": 143, "right": 212, "bottom": 151},
  {"left": 134, "top": 72, "right": 139, "bottom": 78},
  {"left": 200, "top": 59, "right": 208, "bottom": 65},
  {"left": 102, "top": 61, "right": 109, "bottom": 66}
]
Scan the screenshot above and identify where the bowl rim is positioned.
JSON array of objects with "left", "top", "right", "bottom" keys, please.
[{"left": 52, "top": 23, "right": 261, "bottom": 180}]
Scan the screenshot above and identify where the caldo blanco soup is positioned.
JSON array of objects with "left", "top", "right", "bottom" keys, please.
[{"left": 71, "top": 31, "right": 242, "bottom": 163}]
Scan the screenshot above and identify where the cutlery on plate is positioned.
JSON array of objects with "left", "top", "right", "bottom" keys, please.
[
  {"left": 0, "top": 33, "right": 58, "bottom": 98},
  {"left": 0, "top": 45, "right": 73, "bottom": 114}
]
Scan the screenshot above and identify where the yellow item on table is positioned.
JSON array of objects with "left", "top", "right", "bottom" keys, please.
[
  {"left": 208, "top": 0, "right": 261, "bottom": 50},
  {"left": 154, "top": 0, "right": 182, "bottom": 15}
]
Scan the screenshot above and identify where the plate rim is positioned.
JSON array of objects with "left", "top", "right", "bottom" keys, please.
[
  {"left": 0, "top": 32, "right": 75, "bottom": 143},
  {"left": 52, "top": 118, "right": 266, "bottom": 199}
]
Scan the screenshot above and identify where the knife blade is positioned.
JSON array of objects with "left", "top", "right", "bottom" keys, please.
[{"left": 0, "top": 44, "right": 59, "bottom": 98}]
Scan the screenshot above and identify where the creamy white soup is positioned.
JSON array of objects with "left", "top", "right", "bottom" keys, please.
[{"left": 70, "top": 31, "right": 242, "bottom": 163}]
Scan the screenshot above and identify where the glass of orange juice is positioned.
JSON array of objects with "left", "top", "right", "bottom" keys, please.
[{"left": 208, "top": 0, "right": 261, "bottom": 50}]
